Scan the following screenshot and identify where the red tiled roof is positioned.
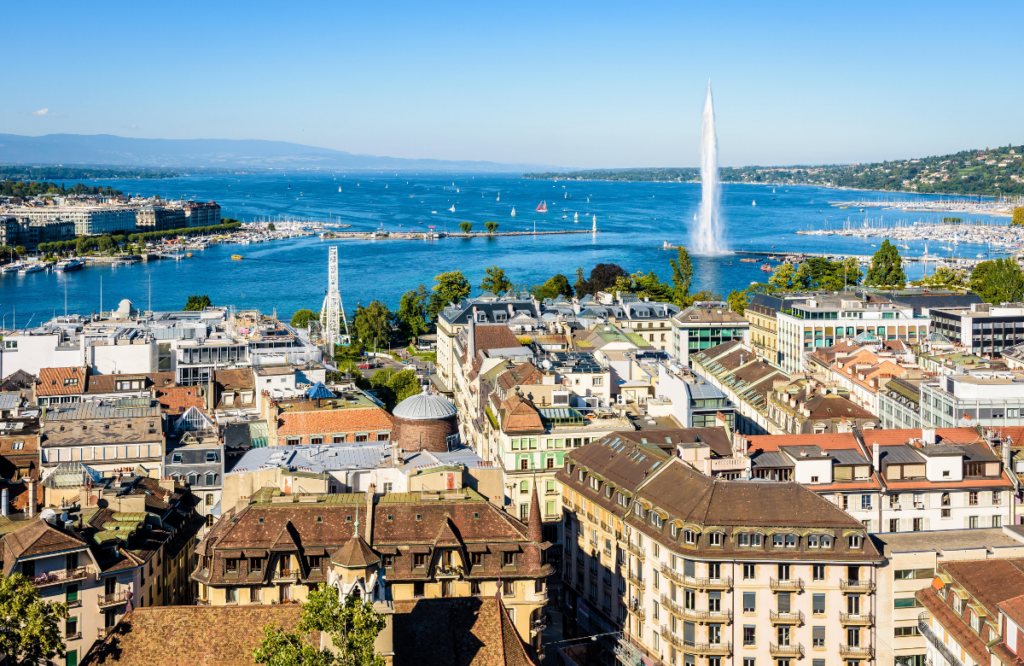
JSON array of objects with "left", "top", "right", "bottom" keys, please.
[
  {"left": 860, "top": 428, "right": 983, "bottom": 447},
  {"left": 36, "top": 367, "right": 86, "bottom": 396},
  {"left": 746, "top": 432, "right": 861, "bottom": 453},
  {"left": 276, "top": 407, "right": 393, "bottom": 436},
  {"left": 156, "top": 386, "right": 206, "bottom": 414}
]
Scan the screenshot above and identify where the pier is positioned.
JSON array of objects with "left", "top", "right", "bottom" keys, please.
[{"left": 319, "top": 229, "right": 598, "bottom": 241}]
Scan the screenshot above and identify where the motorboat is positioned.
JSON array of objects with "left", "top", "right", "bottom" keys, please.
[{"left": 55, "top": 259, "right": 84, "bottom": 272}]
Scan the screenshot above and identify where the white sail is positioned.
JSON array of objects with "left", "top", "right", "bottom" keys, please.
[{"left": 511, "top": 207, "right": 516, "bottom": 217}]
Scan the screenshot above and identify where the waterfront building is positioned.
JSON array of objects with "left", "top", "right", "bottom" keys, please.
[
  {"left": 691, "top": 340, "right": 790, "bottom": 435},
  {"left": 7, "top": 205, "right": 137, "bottom": 236},
  {"left": 919, "top": 370, "right": 1024, "bottom": 429},
  {"left": 191, "top": 485, "right": 553, "bottom": 648},
  {"left": 930, "top": 302, "right": 1024, "bottom": 358},
  {"left": 775, "top": 293, "right": 929, "bottom": 374},
  {"left": 135, "top": 205, "right": 186, "bottom": 232},
  {"left": 870, "top": 527, "right": 1024, "bottom": 666},
  {"left": 0, "top": 216, "right": 75, "bottom": 247},
  {"left": 39, "top": 400, "right": 166, "bottom": 476},
  {"left": 669, "top": 301, "right": 749, "bottom": 365},
  {"left": 917, "top": 557, "right": 1024, "bottom": 666},
  {"left": 180, "top": 201, "right": 222, "bottom": 227},
  {"left": 558, "top": 435, "right": 882, "bottom": 666}
]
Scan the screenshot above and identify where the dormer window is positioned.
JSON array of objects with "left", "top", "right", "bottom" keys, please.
[
  {"left": 604, "top": 486, "right": 612, "bottom": 499},
  {"left": 633, "top": 503, "right": 644, "bottom": 518},
  {"left": 651, "top": 514, "right": 663, "bottom": 528},
  {"left": 708, "top": 532, "right": 722, "bottom": 547},
  {"left": 172, "top": 453, "right": 182, "bottom": 464},
  {"left": 684, "top": 530, "right": 696, "bottom": 545},
  {"left": 847, "top": 534, "right": 863, "bottom": 550},
  {"left": 589, "top": 476, "right": 600, "bottom": 492},
  {"left": 670, "top": 524, "right": 678, "bottom": 539},
  {"left": 578, "top": 470, "right": 585, "bottom": 482}
]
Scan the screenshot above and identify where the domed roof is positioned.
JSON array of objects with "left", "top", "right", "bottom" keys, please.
[{"left": 393, "top": 387, "right": 457, "bottom": 421}]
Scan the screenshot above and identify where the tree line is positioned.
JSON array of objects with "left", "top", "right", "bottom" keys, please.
[{"left": 0, "top": 179, "right": 123, "bottom": 198}]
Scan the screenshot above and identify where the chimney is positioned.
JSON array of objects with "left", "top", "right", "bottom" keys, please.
[
  {"left": 872, "top": 442, "right": 880, "bottom": 472},
  {"left": 364, "top": 484, "right": 375, "bottom": 544},
  {"left": 1, "top": 487, "right": 7, "bottom": 518},
  {"left": 468, "top": 307, "right": 477, "bottom": 360},
  {"left": 922, "top": 428, "right": 936, "bottom": 445},
  {"left": 27, "top": 480, "right": 35, "bottom": 517},
  {"left": 715, "top": 412, "right": 727, "bottom": 430}
]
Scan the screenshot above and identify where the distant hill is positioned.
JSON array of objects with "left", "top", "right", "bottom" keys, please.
[
  {"left": 0, "top": 133, "right": 562, "bottom": 174},
  {"left": 525, "top": 144, "right": 1024, "bottom": 196}
]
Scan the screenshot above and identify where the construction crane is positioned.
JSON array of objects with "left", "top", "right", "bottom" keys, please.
[{"left": 320, "top": 246, "right": 351, "bottom": 348}]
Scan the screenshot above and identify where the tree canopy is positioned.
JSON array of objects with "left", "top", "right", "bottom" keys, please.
[
  {"left": 353, "top": 301, "right": 393, "bottom": 348},
  {"left": 0, "top": 573, "right": 69, "bottom": 666},
  {"left": 969, "top": 258, "right": 1024, "bottom": 305},
  {"left": 726, "top": 282, "right": 774, "bottom": 314},
  {"left": 1013, "top": 207, "right": 1024, "bottom": 227},
  {"left": 669, "top": 247, "right": 694, "bottom": 307},
  {"left": 532, "top": 274, "right": 573, "bottom": 301},
  {"left": 864, "top": 240, "right": 907, "bottom": 288},
  {"left": 911, "top": 266, "right": 968, "bottom": 291},
  {"left": 254, "top": 586, "right": 386, "bottom": 666},
  {"left": 184, "top": 294, "right": 212, "bottom": 311},
  {"left": 479, "top": 266, "right": 512, "bottom": 294},
  {"left": 484, "top": 221, "right": 499, "bottom": 234},
  {"left": 427, "top": 271, "right": 471, "bottom": 320},
  {"left": 396, "top": 285, "right": 430, "bottom": 340},
  {"left": 458, "top": 222, "right": 472, "bottom": 233},
  {"left": 369, "top": 367, "right": 421, "bottom": 410},
  {"left": 291, "top": 309, "right": 319, "bottom": 330}
]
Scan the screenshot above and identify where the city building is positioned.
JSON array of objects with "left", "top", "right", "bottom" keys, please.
[
  {"left": 559, "top": 436, "right": 882, "bottom": 666},
  {"left": 931, "top": 302, "right": 1024, "bottom": 358},
  {"left": 744, "top": 293, "right": 808, "bottom": 364},
  {"left": 918, "top": 370, "right": 1024, "bottom": 429},
  {"left": 39, "top": 401, "right": 166, "bottom": 476},
  {"left": 653, "top": 364, "right": 738, "bottom": 430},
  {"left": 669, "top": 301, "right": 749, "bottom": 365},
  {"left": 135, "top": 206, "right": 186, "bottom": 232},
  {"left": 878, "top": 377, "right": 926, "bottom": 430},
  {"left": 180, "top": 201, "right": 222, "bottom": 228},
  {"left": 260, "top": 383, "right": 393, "bottom": 447},
  {"left": 691, "top": 340, "right": 790, "bottom": 435},
  {"left": 165, "top": 433, "right": 223, "bottom": 526},
  {"left": 7, "top": 205, "right": 137, "bottom": 236},
  {"left": 766, "top": 376, "right": 879, "bottom": 435}
]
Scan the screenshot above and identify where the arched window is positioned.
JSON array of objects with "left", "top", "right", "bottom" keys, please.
[
  {"left": 941, "top": 492, "right": 951, "bottom": 507},
  {"left": 520, "top": 480, "right": 529, "bottom": 495}
]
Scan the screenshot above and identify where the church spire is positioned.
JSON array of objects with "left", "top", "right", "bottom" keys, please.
[{"left": 528, "top": 479, "right": 543, "bottom": 543}]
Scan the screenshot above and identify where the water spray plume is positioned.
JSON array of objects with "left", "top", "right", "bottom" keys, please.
[{"left": 692, "top": 79, "right": 727, "bottom": 255}]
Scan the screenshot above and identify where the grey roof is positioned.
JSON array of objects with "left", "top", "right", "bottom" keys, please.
[
  {"left": 42, "top": 401, "right": 162, "bottom": 421},
  {"left": 750, "top": 451, "right": 787, "bottom": 468},
  {"left": 41, "top": 461, "right": 102, "bottom": 488},
  {"left": 546, "top": 352, "right": 603, "bottom": 374},
  {"left": 438, "top": 298, "right": 540, "bottom": 325},
  {"left": 226, "top": 442, "right": 389, "bottom": 475},
  {"left": 686, "top": 380, "right": 727, "bottom": 401},
  {"left": 878, "top": 445, "right": 926, "bottom": 465},
  {"left": 0, "top": 394, "right": 20, "bottom": 411},
  {"left": 871, "top": 527, "right": 1023, "bottom": 557},
  {"left": 399, "top": 448, "right": 485, "bottom": 474},
  {"left": 392, "top": 389, "right": 457, "bottom": 421},
  {"left": 826, "top": 449, "right": 870, "bottom": 465}
]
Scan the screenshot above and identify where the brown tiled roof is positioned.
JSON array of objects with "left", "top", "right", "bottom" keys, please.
[
  {"left": 214, "top": 369, "right": 255, "bottom": 391},
  {"left": 36, "top": 367, "right": 86, "bottom": 396},
  {"left": 940, "top": 559, "right": 1024, "bottom": 617},
  {"left": 393, "top": 596, "right": 536, "bottom": 666},
  {"left": 331, "top": 533, "right": 380, "bottom": 569},
  {"left": 1, "top": 519, "right": 87, "bottom": 575},
  {"left": 276, "top": 407, "right": 393, "bottom": 436},
  {"left": 84, "top": 372, "right": 176, "bottom": 394},
  {"left": 746, "top": 432, "right": 862, "bottom": 453},
  {"left": 804, "top": 393, "right": 876, "bottom": 420},
  {"left": 614, "top": 428, "right": 733, "bottom": 457},
  {"left": 81, "top": 606, "right": 310, "bottom": 666},
  {"left": 1000, "top": 593, "right": 1024, "bottom": 629},
  {"left": 917, "top": 586, "right": 992, "bottom": 666},
  {"left": 496, "top": 363, "right": 543, "bottom": 392},
  {"left": 497, "top": 393, "right": 543, "bottom": 434},
  {"left": 156, "top": 386, "right": 206, "bottom": 414}
]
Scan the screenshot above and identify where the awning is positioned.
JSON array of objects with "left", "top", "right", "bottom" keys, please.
[
  {"left": 243, "top": 549, "right": 268, "bottom": 558},
  {"left": 465, "top": 544, "right": 490, "bottom": 553}
]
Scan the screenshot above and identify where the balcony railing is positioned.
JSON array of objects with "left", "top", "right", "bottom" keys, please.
[
  {"left": 695, "top": 576, "right": 732, "bottom": 590},
  {"left": 626, "top": 600, "right": 646, "bottom": 621},
  {"left": 659, "top": 627, "right": 685, "bottom": 650},
  {"left": 918, "top": 612, "right": 965, "bottom": 666},
  {"left": 33, "top": 566, "right": 91, "bottom": 588},
  {"left": 626, "top": 571, "right": 645, "bottom": 589},
  {"left": 769, "top": 610, "right": 805, "bottom": 625},
  {"left": 660, "top": 567, "right": 686, "bottom": 585},
  {"left": 840, "top": 579, "right": 875, "bottom": 593},
  {"left": 769, "top": 643, "right": 804, "bottom": 658},
  {"left": 273, "top": 569, "right": 299, "bottom": 581},
  {"left": 690, "top": 642, "right": 732, "bottom": 656},
  {"left": 65, "top": 631, "right": 82, "bottom": 641},
  {"left": 660, "top": 594, "right": 733, "bottom": 624},
  {"left": 626, "top": 542, "right": 646, "bottom": 560},
  {"left": 97, "top": 591, "right": 130, "bottom": 608},
  {"left": 839, "top": 612, "right": 874, "bottom": 625},
  {"left": 769, "top": 577, "right": 804, "bottom": 592},
  {"left": 97, "top": 627, "right": 114, "bottom": 640},
  {"left": 839, "top": 645, "right": 874, "bottom": 659},
  {"left": 530, "top": 619, "right": 547, "bottom": 635}
]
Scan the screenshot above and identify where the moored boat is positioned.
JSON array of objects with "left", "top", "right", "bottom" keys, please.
[{"left": 55, "top": 259, "right": 85, "bottom": 272}]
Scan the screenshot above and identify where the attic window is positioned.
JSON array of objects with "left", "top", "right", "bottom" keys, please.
[
  {"left": 346, "top": 516, "right": 352, "bottom": 522},
  {"left": 172, "top": 453, "right": 182, "bottom": 464},
  {"left": 473, "top": 512, "right": 479, "bottom": 519},
  {"left": 416, "top": 514, "right": 422, "bottom": 521},
  {"left": 387, "top": 515, "right": 393, "bottom": 521},
  {"left": 258, "top": 518, "right": 264, "bottom": 524},
  {"left": 316, "top": 516, "right": 323, "bottom": 523}
]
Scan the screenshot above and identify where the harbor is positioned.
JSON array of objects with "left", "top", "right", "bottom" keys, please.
[{"left": 828, "top": 194, "right": 1023, "bottom": 216}]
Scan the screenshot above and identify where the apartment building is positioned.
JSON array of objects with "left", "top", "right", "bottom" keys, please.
[
  {"left": 776, "top": 294, "right": 929, "bottom": 374},
  {"left": 919, "top": 370, "right": 1024, "bottom": 429},
  {"left": 870, "top": 527, "right": 1024, "bottom": 666},
  {"left": 766, "top": 376, "right": 879, "bottom": 435},
  {"left": 135, "top": 206, "right": 186, "bottom": 232},
  {"left": 7, "top": 206, "right": 137, "bottom": 236},
  {"left": 931, "top": 302, "right": 1024, "bottom": 357},
  {"left": 670, "top": 302, "right": 749, "bottom": 365},
  {"left": 877, "top": 378, "right": 926, "bottom": 429},
  {"left": 691, "top": 340, "right": 790, "bottom": 435},
  {"left": 192, "top": 486, "right": 553, "bottom": 648},
  {"left": 559, "top": 436, "right": 882, "bottom": 666},
  {"left": 39, "top": 401, "right": 166, "bottom": 476},
  {"left": 744, "top": 293, "right": 809, "bottom": 364},
  {"left": 917, "top": 558, "right": 1024, "bottom": 666},
  {"left": 260, "top": 383, "right": 393, "bottom": 447}
]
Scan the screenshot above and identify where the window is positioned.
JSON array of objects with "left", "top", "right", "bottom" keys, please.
[
  {"left": 969, "top": 491, "right": 979, "bottom": 506},
  {"left": 813, "top": 593, "right": 825, "bottom": 615},
  {"left": 414, "top": 554, "right": 426, "bottom": 567},
  {"left": 414, "top": 582, "right": 425, "bottom": 597},
  {"left": 743, "top": 592, "right": 756, "bottom": 613},
  {"left": 503, "top": 552, "right": 516, "bottom": 567},
  {"left": 708, "top": 532, "right": 722, "bottom": 547},
  {"left": 743, "top": 625, "right": 756, "bottom": 646},
  {"left": 251, "top": 587, "right": 262, "bottom": 602},
  {"left": 743, "top": 563, "right": 756, "bottom": 580},
  {"left": 813, "top": 565, "right": 825, "bottom": 581},
  {"left": 812, "top": 626, "right": 825, "bottom": 648},
  {"left": 847, "top": 534, "right": 862, "bottom": 549},
  {"left": 225, "top": 558, "right": 238, "bottom": 573},
  {"left": 894, "top": 597, "right": 923, "bottom": 609},
  {"left": 503, "top": 580, "right": 514, "bottom": 596},
  {"left": 894, "top": 626, "right": 920, "bottom": 637},
  {"left": 860, "top": 494, "right": 872, "bottom": 510},
  {"left": 249, "top": 558, "right": 263, "bottom": 573}
]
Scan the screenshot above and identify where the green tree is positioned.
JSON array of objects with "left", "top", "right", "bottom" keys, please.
[
  {"left": 1012, "top": 207, "right": 1024, "bottom": 227},
  {"left": 184, "top": 294, "right": 212, "bottom": 311},
  {"left": 427, "top": 271, "right": 471, "bottom": 320},
  {"left": 369, "top": 367, "right": 421, "bottom": 410},
  {"left": 254, "top": 586, "right": 386, "bottom": 666},
  {"left": 458, "top": 222, "right": 472, "bottom": 234},
  {"left": 533, "top": 274, "right": 574, "bottom": 301},
  {"left": 726, "top": 283, "right": 774, "bottom": 315},
  {"left": 0, "top": 573, "right": 69, "bottom": 666},
  {"left": 13, "top": 246, "right": 26, "bottom": 258},
  {"left": 911, "top": 266, "right": 968, "bottom": 291},
  {"left": 969, "top": 258, "right": 1024, "bottom": 304},
  {"left": 768, "top": 263, "right": 796, "bottom": 291},
  {"left": 484, "top": 221, "right": 499, "bottom": 234},
  {"left": 632, "top": 270, "right": 673, "bottom": 302},
  {"left": 353, "top": 301, "right": 393, "bottom": 348},
  {"left": 588, "top": 263, "right": 628, "bottom": 294},
  {"left": 396, "top": 285, "right": 430, "bottom": 340},
  {"left": 669, "top": 247, "right": 694, "bottom": 307},
  {"left": 291, "top": 309, "right": 319, "bottom": 330},
  {"left": 792, "top": 257, "right": 862, "bottom": 291},
  {"left": 864, "top": 240, "right": 907, "bottom": 288},
  {"left": 479, "top": 266, "right": 512, "bottom": 294},
  {"left": 612, "top": 274, "right": 634, "bottom": 297},
  {"left": 572, "top": 267, "right": 590, "bottom": 298}
]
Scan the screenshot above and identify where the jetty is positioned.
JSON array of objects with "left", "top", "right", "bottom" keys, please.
[{"left": 318, "top": 229, "right": 598, "bottom": 241}]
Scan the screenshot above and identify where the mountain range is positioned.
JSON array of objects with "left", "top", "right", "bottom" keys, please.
[{"left": 0, "top": 133, "right": 562, "bottom": 173}]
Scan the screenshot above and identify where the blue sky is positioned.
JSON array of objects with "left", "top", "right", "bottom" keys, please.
[{"left": 4, "top": 0, "right": 1023, "bottom": 169}]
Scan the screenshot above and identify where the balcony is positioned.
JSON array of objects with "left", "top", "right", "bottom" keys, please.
[
  {"left": 32, "top": 566, "right": 91, "bottom": 588},
  {"left": 769, "top": 577, "right": 804, "bottom": 592},
  {"left": 840, "top": 579, "right": 875, "bottom": 593},
  {"left": 659, "top": 627, "right": 685, "bottom": 650},
  {"left": 435, "top": 565, "right": 463, "bottom": 578},
  {"left": 690, "top": 642, "right": 732, "bottom": 657},
  {"left": 272, "top": 569, "right": 299, "bottom": 582},
  {"left": 839, "top": 612, "right": 874, "bottom": 626},
  {"left": 626, "top": 600, "right": 646, "bottom": 621},
  {"left": 626, "top": 571, "right": 645, "bottom": 590},
  {"left": 695, "top": 576, "right": 732, "bottom": 590},
  {"left": 97, "top": 591, "right": 130, "bottom": 608},
  {"left": 626, "top": 542, "right": 646, "bottom": 560},
  {"left": 660, "top": 595, "right": 732, "bottom": 624},
  {"left": 660, "top": 566, "right": 686, "bottom": 586},
  {"left": 769, "top": 610, "right": 805, "bottom": 625},
  {"left": 769, "top": 643, "right": 804, "bottom": 658},
  {"left": 530, "top": 618, "right": 547, "bottom": 636},
  {"left": 918, "top": 612, "right": 965, "bottom": 666},
  {"left": 839, "top": 645, "right": 874, "bottom": 659}
]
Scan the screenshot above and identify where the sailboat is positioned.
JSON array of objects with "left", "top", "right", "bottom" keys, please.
[
  {"left": 448, "top": 205, "right": 456, "bottom": 213},
  {"left": 496, "top": 194, "right": 500, "bottom": 202},
  {"left": 564, "top": 192, "right": 567, "bottom": 199},
  {"left": 574, "top": 212, "right": 578, "bottom": 223},
  {"left": 511, "top": 207, "right": 516, "bottom": 217},
  {"left": 752, "top": 200, "right": 756, "bottom": 206},
  {"left": 338, "top": 187, "right": 342, "bottom": 193},
  {"left": 772, "top": 188, "right": 776, "bottom": 193},
  {"left": 536, "top": 201, "right": 548, "bottom": 213}
]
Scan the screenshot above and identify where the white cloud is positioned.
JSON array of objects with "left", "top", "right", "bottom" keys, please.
[{"left": 31, "top": 108, "right": 57, "bottom": 117}]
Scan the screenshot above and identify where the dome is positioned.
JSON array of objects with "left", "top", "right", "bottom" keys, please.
[{"left": 393, "top": 387, "right": 457, "bottom": 421}]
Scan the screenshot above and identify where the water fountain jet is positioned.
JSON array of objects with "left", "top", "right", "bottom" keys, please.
[{"left": 692, "top": 80, "right": 727, "bottom": 255}]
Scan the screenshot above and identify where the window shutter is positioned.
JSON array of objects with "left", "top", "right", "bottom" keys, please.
[
  {"left": 924, "top": 518, "right": 931, "bottom": 531},
  {"left": 813, "top": 626, "right": 826, "bottom": 642},
  {"left": 963, "top": 516, "right": 970, "bottom": 528}
]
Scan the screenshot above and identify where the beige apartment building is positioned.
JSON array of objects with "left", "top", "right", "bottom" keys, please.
[{"left": 558, "top": 434, "right": 883, "bottom": 666}]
